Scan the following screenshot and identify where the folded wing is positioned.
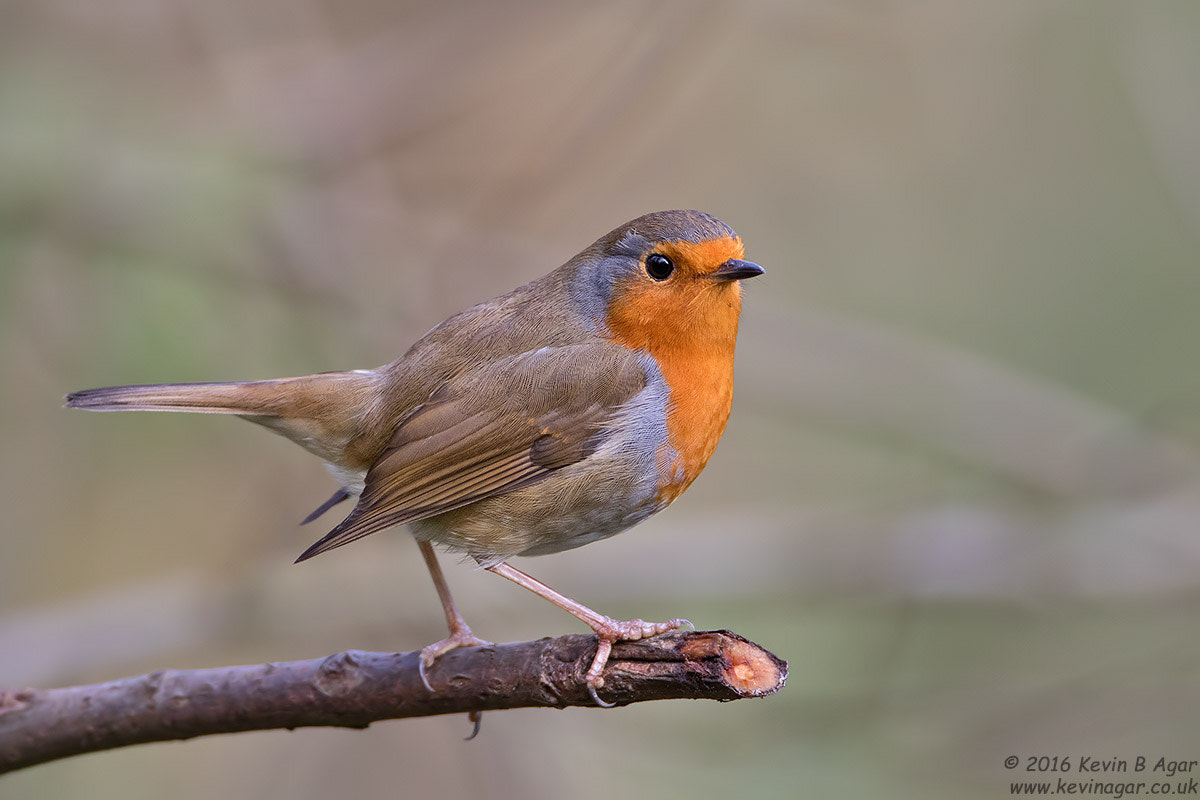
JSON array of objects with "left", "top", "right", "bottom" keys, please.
[{"left": 295, "top": 344, "right": 648, "bottom": 561}]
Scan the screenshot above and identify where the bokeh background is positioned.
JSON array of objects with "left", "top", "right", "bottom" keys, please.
[{"left": 4, "top": 1, "right": 1200, "bottom": 797}]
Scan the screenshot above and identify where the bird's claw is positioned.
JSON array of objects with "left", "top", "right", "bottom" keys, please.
[
  {"left": 418, "top": 630, "right": 492, "bottom": 691},
  {"left": 584, "top": 616, "right": 691, "bottom": 706},
  {"left": 464, "top": 711, "right": 483, "bottom": 740},
  {"left": 588, "top": 683, "right": 616, "bottom": 708}
]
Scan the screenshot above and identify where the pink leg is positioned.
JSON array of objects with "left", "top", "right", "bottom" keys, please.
[
  {"left": 417, "top": 541, "right": 491, "bottom": 690},
  {"left": 485, "top": 561, "right": 690, "bottom": 705}
]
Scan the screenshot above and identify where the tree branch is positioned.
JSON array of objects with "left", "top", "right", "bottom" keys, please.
[{"left": 0, "top": 630, "right": 786, "bottom": 774}]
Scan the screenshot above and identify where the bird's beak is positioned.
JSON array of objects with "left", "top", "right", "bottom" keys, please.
[{"left": 709, "top": 259, "right": 765, "bottom": 282}]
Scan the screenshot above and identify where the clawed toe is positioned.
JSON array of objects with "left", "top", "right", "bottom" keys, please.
[
  {"left": 584, "top": 615, "right": 690, "bottom": 702},
  {"left": 588, "top": 683, "right": 615, "bottom": 708},
  {"left": 593, "top": 617, "right": 688, "bottom": 643},
  {"left": 419, "top": 631, "right": 492, "bottom": 691}
]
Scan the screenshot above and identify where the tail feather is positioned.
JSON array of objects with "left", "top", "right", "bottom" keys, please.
[
  {"left": 65, "top": 371, "right": 382, "bottom": 465},
  {"left": 300, "top": 487, "right": 352, "bottom": 525},
  {"left": 65, "top": 381, "right": 276, "bottom": 414}
]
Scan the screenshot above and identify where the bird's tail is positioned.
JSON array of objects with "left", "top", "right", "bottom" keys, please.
[
  {"left": 66, "top": 380, "right": 291, "bottom": 415},
  {"left": 65, "top": 371, "right": 381, "bottom": 462}
]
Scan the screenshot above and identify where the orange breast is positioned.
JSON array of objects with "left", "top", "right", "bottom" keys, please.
[{"left": 651, "top": 342, "right": 737, "bottom": 504}]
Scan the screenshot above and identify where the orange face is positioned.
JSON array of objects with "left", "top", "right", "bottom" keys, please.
[
  {"left": 655, "top": 236, "right": 747, "bottom": 277},
  {"left": 604, "top": 234, "right": 750, "bottom": 504},
  {"left": 603, "top": 234, "right": 747, "bottom": 353}
]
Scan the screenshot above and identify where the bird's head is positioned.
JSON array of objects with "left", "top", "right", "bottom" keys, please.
[{"left": 567, "top": 210, "right": 763, "bottom": 352}]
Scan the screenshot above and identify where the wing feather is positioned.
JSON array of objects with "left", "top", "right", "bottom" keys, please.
[{"left": 295, "top": 344, "right": 647, "bottom": 561}]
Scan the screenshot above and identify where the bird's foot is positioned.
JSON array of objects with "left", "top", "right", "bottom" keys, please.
[
  {"left": 479, "top": 560, "right": 694, "bottom": 706},
  {"left": 585, "top": 617, "right": 692, "bottom": 707},
  {"left": 419, "top": 628, "right": 493, "bottom": 691}
]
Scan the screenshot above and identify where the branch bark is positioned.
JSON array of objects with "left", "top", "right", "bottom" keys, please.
[{"left": 0, "top": 630, "right": 786, "bottom": 774}]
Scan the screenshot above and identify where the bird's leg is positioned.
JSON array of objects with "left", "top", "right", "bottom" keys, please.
[
  {"left": 484, "top": 561, "right": 690, "bottom": 705},
  {"left": 417, "top": 540, "right": 491, "bottom": 690}
]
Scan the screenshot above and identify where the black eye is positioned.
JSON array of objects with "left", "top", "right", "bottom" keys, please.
[{"left": 645, "top": 253, "right": 674, "bottom": 280}]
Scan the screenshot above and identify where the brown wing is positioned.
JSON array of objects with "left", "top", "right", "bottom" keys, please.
[{"left": 295, "top": 344, "right": 648, "bottom": 561}]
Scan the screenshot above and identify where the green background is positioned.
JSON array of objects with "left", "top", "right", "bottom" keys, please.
[{"left": 3, "top": 1, "right": 1200, "bottom": 798}]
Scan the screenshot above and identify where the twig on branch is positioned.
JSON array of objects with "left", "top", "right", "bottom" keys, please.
[{"left": 0, "top": 630, "right": 786, "bottom": 774}]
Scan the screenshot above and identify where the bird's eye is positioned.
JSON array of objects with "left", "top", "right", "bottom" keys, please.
[{"left": 645, "top": 253, "right": 674, "bottom": 281}]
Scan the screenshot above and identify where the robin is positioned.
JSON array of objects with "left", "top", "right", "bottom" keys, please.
[{"left": 66, "top": 209, "right": 763, "bottom": 705}]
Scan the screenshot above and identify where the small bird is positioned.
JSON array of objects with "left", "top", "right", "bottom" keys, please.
[{"left": 66, "top": 209, "right": 763, "bottom": 704}]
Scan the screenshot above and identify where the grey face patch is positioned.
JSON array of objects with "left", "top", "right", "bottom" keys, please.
[{"left": 566, "top": 252, "right": 640, "bottom": 336}]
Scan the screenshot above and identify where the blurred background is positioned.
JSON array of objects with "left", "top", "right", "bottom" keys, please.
[{"left": 3, "top": 0, "right": 1200, "bottom": 797}]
